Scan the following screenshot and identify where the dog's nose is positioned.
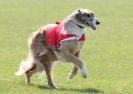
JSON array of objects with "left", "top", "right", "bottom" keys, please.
[{"left": 96, "top": 21, "right": 100, "bottom": 25}]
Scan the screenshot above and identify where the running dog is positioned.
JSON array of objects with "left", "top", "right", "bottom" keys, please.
[{"left": 16, "top": 8, "right": 100, "bottom": 88}]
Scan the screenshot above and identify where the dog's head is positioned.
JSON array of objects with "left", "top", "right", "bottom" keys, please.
[{"left": 74, "top": 8, "right": 100, "bottom": 30}]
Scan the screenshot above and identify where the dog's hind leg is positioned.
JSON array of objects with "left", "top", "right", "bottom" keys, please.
[
  {"left": 40, "top": 55, "right": 56, "bottom": 89},
  {"left": 15, "top": 54, "right": 38, "bottom": 84},
  {"left": 25, "top": 71, "right": 32, "bottom": 84},
  {"left": 24, "top": 63, "right": 36, "bottom": 84}
]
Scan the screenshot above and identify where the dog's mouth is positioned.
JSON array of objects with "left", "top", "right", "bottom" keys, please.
[{"left": 85, "top": 22, "right": 96, "bottom": 30}]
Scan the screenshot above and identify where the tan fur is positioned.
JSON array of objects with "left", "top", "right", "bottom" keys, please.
[{"left": 16, "top": 8, "right": 100, "bottom": 88}]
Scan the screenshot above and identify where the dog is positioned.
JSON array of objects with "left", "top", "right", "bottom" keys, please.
[{"left": 16, "top": 8, "right": 100, "bottom": 88}]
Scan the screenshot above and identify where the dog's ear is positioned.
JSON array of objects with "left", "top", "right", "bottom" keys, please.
[
  {"left": 77, "top": 9, "right": 82, "bottom": 14},
  {"left": 75, "top": 9, "right": 82, "bottom": 17}
]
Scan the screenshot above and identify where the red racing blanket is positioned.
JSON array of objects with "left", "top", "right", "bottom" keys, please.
[{"left": 43, "top": 22, "right": 86, "bottom": 47}]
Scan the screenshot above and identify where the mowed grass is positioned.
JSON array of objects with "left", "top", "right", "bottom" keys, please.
[{"left": 0, "top": 0, "right": 133, "bottom": 94}]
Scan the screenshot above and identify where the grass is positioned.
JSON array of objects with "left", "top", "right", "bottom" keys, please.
[{"left": 0, "top": 0, "right": 133, "bottom": 94}]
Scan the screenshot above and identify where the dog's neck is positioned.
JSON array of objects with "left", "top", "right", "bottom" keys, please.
[{"left": 62, "top": 18, "right": 86, "bottom": 36}]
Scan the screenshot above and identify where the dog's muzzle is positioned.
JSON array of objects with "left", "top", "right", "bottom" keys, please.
[
  {"left": 86, "top": 22, "right": 96, "bottom": 30},
  {"left": 85, "top": 20, "right": 100, "bottom": 30}
]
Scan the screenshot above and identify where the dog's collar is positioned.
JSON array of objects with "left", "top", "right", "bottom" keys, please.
[{"left": 76, "top": 24, "right": 85, "bottom": 29}]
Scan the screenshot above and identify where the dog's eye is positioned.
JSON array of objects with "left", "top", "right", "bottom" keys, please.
[{"left": 86, "top": 14, "right": 91, "bottom": 18}]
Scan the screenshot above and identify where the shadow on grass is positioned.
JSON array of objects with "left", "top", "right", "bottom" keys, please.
[{"left": 37, "top": 85, "right": 104, "bottom": 94}]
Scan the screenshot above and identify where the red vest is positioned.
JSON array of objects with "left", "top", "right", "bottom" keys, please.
[{"left": 43, "top": 22, "right": 86, "bottom": 47}]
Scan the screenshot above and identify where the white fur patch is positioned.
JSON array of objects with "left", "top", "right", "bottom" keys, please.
[
  {"left": 15, "top": 57, "right": 37, "bottom": 76},
  {"left": 15, "top": 60, "right": 28, "bottom": 76}
]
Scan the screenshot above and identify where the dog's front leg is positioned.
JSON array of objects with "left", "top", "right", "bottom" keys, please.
[
  {"left": 68, "top": 52, "right": 79, "bottom": 79},
  {"left": 62, "top": 50, "right": 88, "bottom": 78},
  {"left": 68, "top": 65, "right": 78, "bottom": 79}
]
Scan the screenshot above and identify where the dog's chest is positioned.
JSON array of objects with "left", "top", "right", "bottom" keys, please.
[{"left": 69, "top": 41, "right": 84, "bottom": 53}]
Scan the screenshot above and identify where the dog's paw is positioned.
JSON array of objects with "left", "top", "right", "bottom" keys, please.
[{"left": 81, "top": 65, "right": 88, "bottom": 78}]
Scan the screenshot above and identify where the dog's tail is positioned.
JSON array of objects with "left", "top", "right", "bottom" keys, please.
[{"left": 15, "top": 59, "right": 34, "bottom": 76}]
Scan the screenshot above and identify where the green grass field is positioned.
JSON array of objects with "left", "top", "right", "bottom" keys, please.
[{"left": 0, "top": 0, "right": 133, "bottom": 94}]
